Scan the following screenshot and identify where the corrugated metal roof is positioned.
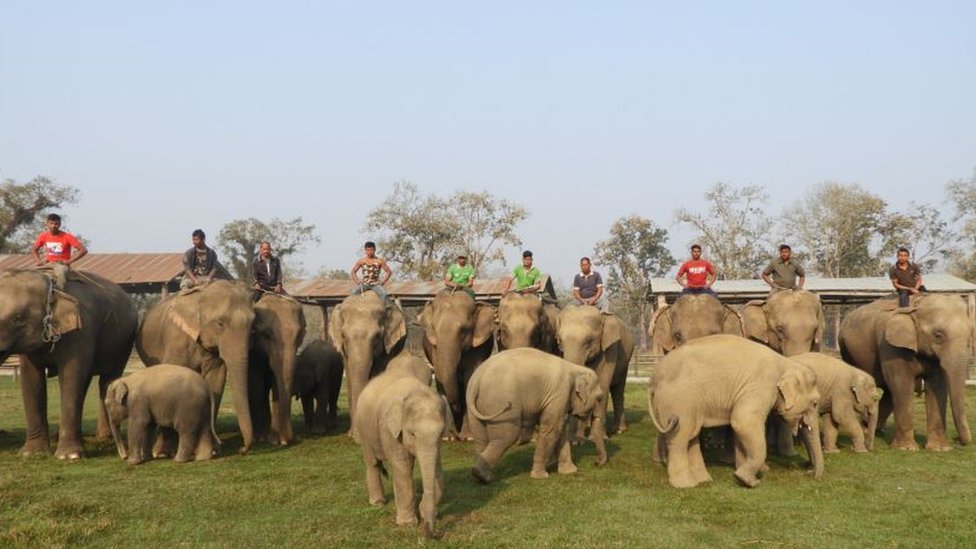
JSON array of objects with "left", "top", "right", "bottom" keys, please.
[
  {"left": 0, "top": 253, "right": 233, "bottom": 287},
  {"left": 286, "top": 275, "right": 556, "bottom": 305}
]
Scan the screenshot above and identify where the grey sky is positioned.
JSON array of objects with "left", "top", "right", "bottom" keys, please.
[{"left": 2, "top": 2, "right": 974, "bottom": 288}]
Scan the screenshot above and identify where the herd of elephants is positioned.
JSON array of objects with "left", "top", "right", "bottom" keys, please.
[{"left": 0, "top": 264, "right": 972, "bottom": 536}]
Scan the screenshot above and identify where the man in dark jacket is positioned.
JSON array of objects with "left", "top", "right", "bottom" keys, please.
[{"left": 252, "top": 241, "right": 283, "bottom": 301}]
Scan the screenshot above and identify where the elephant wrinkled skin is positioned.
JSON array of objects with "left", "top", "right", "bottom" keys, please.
[
  {"left": 495, "top": 293, "right": 559, "bottom": 353},
  {"left": 136, "top": 281, "right": 256, "bottom": 452},
  {"left": 0, "top": 268, "right": 138, "bottom": 459},
  {"left": 420, "top": 290, "right": 495, "bottom": 438},
  {"left": 839, "top": 294, "right": 973, "bottom": 451},
  {"left": 249, "top": 294, "right": 306, "bottom": 445},
  {"left": 742, "top": 289, "right": 823, "bottom": 356},
  {"left": 292, "top": 339, "right": 344, "bottom": 433},
  {"left": 650, "top": 294, "right": 742, "bottom": 354},
  {"left": 648, "top": 335, "right": 824, "bottom": 488},
  {"left": 467, "top": 348, "right": 604, "bottom": 483},
  {"left": 353, "top": 353, "right": 447, "bottom": 538},
  {"left": 105, "top": 365, "right": 218, "bottom": 464}
]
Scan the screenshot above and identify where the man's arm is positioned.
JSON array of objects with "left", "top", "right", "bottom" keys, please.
[
  {"left": 761, "top": 264, "right": 775, "bottom": 288},
  {"left": 68, "top": 241, "right": 88, "bottom": 266},
  {"left": 706, "top": 264, "right": 717, "bottom": 288},
  {"left": 675, "top": 264, "right": 687, "bottom": 287},
  {"left": 796, "top": 275, "right": 805, "bottom": 290},
  {"left": 273, "top": 258, "right": 283, "bottom": 292},
  {"left": 913, "top": 267, "right": 923, "bottom": 292},
  {"left": 591, "top": 284, "right": 604, "bottom": 305},
  {"left": 380, "top": 258, "right": 393, "bottom": 285},
  {"left": 252, "top": 258, "right": 262, "bottom": 289},
  {"left": 183, "top": 250, "right": 199, "bottom": 285},
  {"left": 30, "top": 237, "right": 45, "bottom": 265},
  {"left": 203, "top": 249, "right": 218, "bottom": 281},
  {"left": 350, "top": 258, "right": 363, "bottom": 284},
  {"left": 573, "top": 287, "right": 584, "bottom": 304}
]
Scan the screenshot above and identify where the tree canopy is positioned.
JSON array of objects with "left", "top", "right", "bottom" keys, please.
[
  {"left": 217, "top": 217, "right": 319, "bottom": 280},
  {"left": 0, "top": 177, "right": 80, "bottom": 253}
]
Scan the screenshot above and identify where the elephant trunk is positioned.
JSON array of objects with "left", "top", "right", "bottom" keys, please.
[
  {"left": 945, "top": 356, "right": 972, "bottom": 445},
  {"left": 799, "top": 409, "right": 824, "bottom": 479},
  {"left": 108, "top": 412, "right": 128, "bottom": 461},
  {"left": 224, "top": 349, "right": 254, "bottom": 453},
  {"left": 274, "top": 350, "right": 298, "bottom": 444},
  {"left": 344, "top": 346, "right": 376, "bottom": 437},
  {"left": 417, "top": 446, "right": 442, "bottom": 539},
  {"left": 433, "top": 342, "right": 464, "bottom": 430}
]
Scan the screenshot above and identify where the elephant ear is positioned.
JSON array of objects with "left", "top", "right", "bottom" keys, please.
[
  {"left": 851, "top": 376, "right": 877, "bottom": 408},
  {"left": 420, "top": 301, "right": 437, "bottom": 347},
  {"left": 52, "top": 289, "right": 83, "bottom": 334},
  {"left": 328, "top": 305, "right": 345, "bottom": 356},
  {"left": 572, "top": 373, "right": 591, "bottom": 414},
  {"left": 650, "top": 305, "right": 673, "bottom": 353},
  {"left": 777, "top": 371, "right": 802, "bottom": 412},
  {"left": 472, "top": 303, "right": 496, "bottom": 348},
  {"left": 386, "top": 396, "right": 406, "bottom": 440},
  {"left": 110, "top": 380, "right": 129, "bottom": 407},
  {"left": 741, "top": 300, "right": 768, "bottom": 344},
  {"left": 884, "top": 312, "right": 918, "bottom": 352},
  {"left": 722, "top": 305, "right": 744, "bottom": 337},
  {"left": 166, "top": 296, "right": 201, "bottom": 343},
  {"left": 601, "top": 313, "right": 623, "bottom": 351},
  {"left": 383, "top": 304, "right": 407, "bottom": 354}
]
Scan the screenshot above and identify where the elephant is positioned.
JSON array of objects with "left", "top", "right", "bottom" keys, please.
[
  {"left": 466, "top": 348, "right": 604, "bottom": 483},
  {"left": 839, "top": 293, "right": 973, "bottom": 451},
  {"left": 495, "top": 292, "right": 559, "bottom": 353},
  {"left": 648, "top": 335, "right": 824, "bottom": 488},
  {"left": 104, "top": 364, "right": 218, "bottom": 464},
  {"left": 136, "top": 280, "right": 256, "bottom": 452},
  {"left": 248, "top": 294, "right": 306, "bottom": 445},
  {"left": 649, "top": 293, "right": 742, "bottom": 354},
  {"left": 353, "top": 352, "right": 447, "bottom": 538},
  {"left": 554, "top": 305, "right": 634, "bottom": 465},
  {"left": 328, "top": 291, "right": 407, "bottom": 436},
  {"left": 741, "top": 289, "right": 824, "bottom": 356},
  {"left": 790, "top": 352, "right": 881, "bottom": 453},
  {"left": 419, "top": 290, "right": 495, "bottom": 437},
  {"left": 292, "top": 339, "right": 344, "bottom": 434},
  {"left": 0, "top": 266, "right": 138, "bottom": 459}
]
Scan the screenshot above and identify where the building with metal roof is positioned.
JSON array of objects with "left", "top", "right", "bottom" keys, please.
[
  {"left": 0, "top": 253, "right": 233, "bottom": 294},
  {"left": 286, "top": 275, "right": 557, "bottom": 307}
]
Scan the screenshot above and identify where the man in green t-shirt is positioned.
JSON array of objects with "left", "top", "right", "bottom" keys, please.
[
  {"left": 509, "top": 250, "right": 542, "bottom": 294},
  {"left": 444, "top": 254, "right": 476, "bottom": 298}
]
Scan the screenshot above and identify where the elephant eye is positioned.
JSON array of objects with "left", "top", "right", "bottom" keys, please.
[
  {"left": 673, "top": 332, "right": 683, "bottom": 342},
  {"left": 13, "top": 313, "right": 26, "bottom": 324}
]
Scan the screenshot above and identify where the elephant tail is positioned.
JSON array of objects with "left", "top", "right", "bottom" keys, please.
[
  {"left": 469, "top": 399, "right": 513, "bottom": 421},
  {"left": 647, "top": 391, "right": 678, "bottom": 435}
]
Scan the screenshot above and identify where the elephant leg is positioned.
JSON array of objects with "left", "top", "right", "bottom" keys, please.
[
  {"left": 731, "top": 411, "right": 767, "bottom": 488},
  {"left": 204, "top": 365, "right": 227, "bottom": 437},
  {"left": 194, "top": 423, "right": 216, "bottom": 461},
  {"left": 532, "top": 415, "right": 567, "bottom": 479},
  {"left": 247, "top": 364, "right": 272, "bottom": 443},
  {"left": 55, "top": 360, "right": 93, "bottom": 460},
  {"left": 611, "top": 382, "right": 628, "bottom": 434},
  {"left": 589, "top": 414, "right": 610, "bottom": 466},
  {"left": 472, "top": 422, "right": 519, "bottom": 484},
  {"left": 363, "top": 447, "right": 386, "bottom": 506},
  {"left": 822, "top": 413, "right": 841, "bottom": 453},
  {"left": 96, "top": 374, "right": 120, "bottom": 440},
  {"left": 666, "top": 427, "right": 700, "bottom": 489},
  {"left": 127, "top": 416, "right": 151, "bottom": 465},
  {"left": 153, "top": 427, "right": 179, "bottom": 458},
  {"left": 877, "top": 390, "right": 893, "bottom": 434},
  {"left": 883, "top": 368, "right": 920, "bottom": 450},
  {"left": 688, "top": 435, "right": 712, "bottom": 484},
  {"left": 313, "top": 383, "right": 330, "bottom": 433},
  {"left": 174, "top": 430, "right": 196, "bottom": 463},
  {"left": 556, "top": 433, "right": 578, "bottom": 475},
  {"left": 923, "top": 372, "right": 952, "bottom": 451},
  {"left": 18, "top": 357, "right": 51, "bottom": 455},
  {"left": 390, "top": 451, "right": 418, "bottom": 526},
  {"left": 300, "top": 394, "right": 315, "bottom": 433},
  {"left": 271, "top": 366, "right": 293, "bottom": 445}
]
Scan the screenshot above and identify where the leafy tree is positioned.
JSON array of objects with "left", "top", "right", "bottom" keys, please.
[
  {"left": 946, "top": 167, "right": 976, "bottom": 280},
  {"left": 0, "top": 176, "right": 80, "bottom": 253},
  {"left": 217, "top": 217, "right": 319, "bottom": 280},
  {"left": 314, "top": 268, "right": 352, "bottom": 280},
  {"left": 781, "top": 182, "right": 888, "bottom": 277},
  {"left": 674, "top": 182, "right": 773, "bottom": 279},
  {"left": 593, "top": 215, "right": 675, "bottom": 351},
  {"left": 883, "top": 203, "right": 954, "bottom": 271},
  {"left": 364, "top": 181, "right": 529, "bottom": 280}
]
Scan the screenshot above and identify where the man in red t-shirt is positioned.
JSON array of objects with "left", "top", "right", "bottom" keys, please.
[
  {"left": 31, "top": 213, "right": 87, "bottom": 266},
  {"left": 676, "top": 244, "right": 717, "bottom": 297}
]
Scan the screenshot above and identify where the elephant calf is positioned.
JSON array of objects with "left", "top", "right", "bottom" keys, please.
[
  {"left": 466, "top": 348, "right": 604, "bottom": 483},
  {"left": 105, "top": 365, "right": 218, "bottom": 465},
  {"left": 353, "top": 352, "right": 447, "bottom": 538},
  {"left": 790, "top": 353, "right": 881, "bottom": 453},
  {"left": 292, "top": 339, "right": 344, "bottom": 434}
]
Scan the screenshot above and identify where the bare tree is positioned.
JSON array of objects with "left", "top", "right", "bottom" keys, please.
[
  {"left": 883, "top": 203, "right": 954, "bottom": 271},
  {"left": 946, "top": 167, "right": 976, "bottom": 280},
  {"left": 451, "top": 191, "right": 528, "bottom": 273},
  {"left": 675, "top": 182, "right": 773, "bottom": 279}
]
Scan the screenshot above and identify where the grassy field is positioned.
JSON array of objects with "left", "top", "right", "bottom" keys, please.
[{"left": 2, "top": 377, "right": 976, "bottom": 548}]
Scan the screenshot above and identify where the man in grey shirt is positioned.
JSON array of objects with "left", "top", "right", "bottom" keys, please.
[
  {"left": 762, "top": 244, "right": 805, "bottom": 291},
  {"left": 573, "top": 257, "right": 605, "bottom": 308},
  {"left": 181, "top": 229, "right": 218, "bottom": 290}
]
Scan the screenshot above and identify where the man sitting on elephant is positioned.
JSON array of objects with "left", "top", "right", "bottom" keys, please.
[
  {"left": 889, "top": 247, "right": 924, "bottom": 308},
  {"left": 676, "top": 244, "right": 717, "bottom": 298},
  {"left": 181, "top": 229, "right": 218, "bottom": 290},
  {"left": 761, "top": 244, "right": 805, "bottom": 292},
  {"left": 350, "top": 241, "right": 393, "bottom": 301},
  {"left": 508, "top": 250, "right": 543, "bottom": 295},
  {"left": 444, "top": 253, "right": 476, "bottom": 298},
  {"left": 572, "top": 257, "right": 605, "bottom": 309},
  {"left": 31, "top": 213, "right": 87, "bottom": 267},
  {"left": 252, "top": 241, "right": 284, "bottom": 301}
]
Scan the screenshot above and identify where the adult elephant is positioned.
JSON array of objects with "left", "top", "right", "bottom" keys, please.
[
  {"left": 495, "top": 292, "right": 559, "bottom": 353},
  {"left": 249, "top": 294, "right": 306, "bottom": 445},
  {"left": 328, "top": 291, "right": 407, "bottom": 435},
  {"left": 555, "top": 305, "right": 634, "bottom": 465},
  {"left": 741, "top": 289, "right": 823, "bottom": 356},
  {"left": 136, "top": 280, "right": 256, "bottom": 452},
  {"left": 0, "top": 266, "right": 138, "bottom": 459},
  {"left": 419, "top": 290, "right": 495, "bottom": 437},
  {"left": 839, "top": 294, "right": 973, "bottom": 451},
  {"left": 649, "top": 293, "right": 742, "bottom": 353}
]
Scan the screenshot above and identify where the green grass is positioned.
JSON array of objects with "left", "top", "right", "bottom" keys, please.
[{"left": 2, "top": 377, "right": 976, "bottom": 548}]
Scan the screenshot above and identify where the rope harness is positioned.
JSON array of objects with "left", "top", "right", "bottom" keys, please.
[{"left": 41, "top": 277, "right": 62, "bottom": 349}]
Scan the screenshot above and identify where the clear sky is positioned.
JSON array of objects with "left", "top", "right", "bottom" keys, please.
[{"left": 2, "top": 2, "right": 974, "bottom": 288}]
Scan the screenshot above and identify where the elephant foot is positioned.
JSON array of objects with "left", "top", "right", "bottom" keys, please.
[
  {"left": 824, "top": 447, "right": 841, "bottom": 454},
  {"left": 55, "top": 444, "right": 86, "bottom": 461},
  {"left": 126, "top": 456, "right": 145, "bottom": 466},
  {"left": 472, "top": 463, "right": 494, "bottom": 484},
  {"left": 594, "top": 455, "right": 608, "bottom": 467},
  {"left": 369, "top": 497, "right": 386, "bottom": 507},
  {"left": 669, "top": 475, "right": 699, "bottom": 489},
  {"left": 852, "top": 445, "right": 868, "bottom": 454},
  {"left": 925, "top": 441, "right": 953, "bottom": 452},
  {"left": 529, "top": 468, "right": 550, "bottom": 479},
  {"left": 614, "top": 424, "right": 629, "bottom": 435},
  {"left": 395, "top": 513, "right": 418, "bottom": 527},
  {"left": 693, "top": 470, "right": 713, "bottom": 484},
  {"left": 557, "top": 462, "right": 578, "bottom": 475},
  {"left": 890, "top": 437, "right": 919, "bottom": 451},
  {"left": 734, "top": 469, "right": 761, "bottom": 488},
  {"left": 153, "top": 450, "right": 171, "bottom": 459},
  {"left": 758, "top": 463, "right": 770, "bottom": 474},
  {"left": 19, "top": 438, "right": 52, "bottom": 457}
]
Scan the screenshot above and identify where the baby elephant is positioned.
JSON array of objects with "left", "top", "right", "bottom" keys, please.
[
  {"left": 105, "top": 364, "right": 218, "bottom": 465},
  {"left": 293, "top": 339, "right": 344, "bottom": 433},
  {"left": 790, "top": 352, "right": 881, "bottom": 453},
  {"left": 353, "top": 353, "right": 447, "bottom": 538},
  {"left": 467, "top": 348, "right": 604, "bottom": 483}
]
